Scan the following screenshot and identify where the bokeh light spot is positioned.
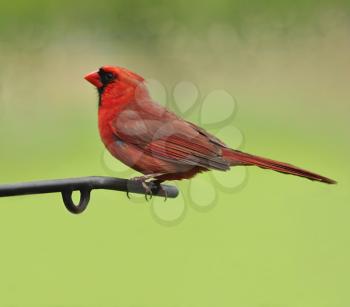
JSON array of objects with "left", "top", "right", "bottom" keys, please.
[
  {"left": 173, "top": 81, "right": 198, "bottom": 114},
  {"left": 200, "top": 90, "right": 236, "bottom": 125}
]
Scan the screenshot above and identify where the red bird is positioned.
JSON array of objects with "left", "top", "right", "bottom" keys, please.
[{"left": 85, "top": 66, "right": 336, "bottom": 194}]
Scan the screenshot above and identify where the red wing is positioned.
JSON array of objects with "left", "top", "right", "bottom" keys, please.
[
  {"left": 109, "top": 104, "right": 230, "bottom": 171},
  {"left": 187, "top": 121, "right": 229, "bottom": 148}
]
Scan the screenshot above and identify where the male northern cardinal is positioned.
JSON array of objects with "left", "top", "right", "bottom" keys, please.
[{"left": 85, "top": 66, "right": 336, "bottom": 194}]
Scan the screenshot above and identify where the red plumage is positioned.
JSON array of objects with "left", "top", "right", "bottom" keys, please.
[{"left": 85, "top": 66, "right": 336, "bottom": 185}]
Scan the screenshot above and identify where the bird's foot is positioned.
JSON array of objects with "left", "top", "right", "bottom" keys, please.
[
  {"left": 129, "top": 173, "right": 163, "bottom": 183},
  {"left": 127, "top": 174, "right": 165, "bottom": 201},
  {"left": 142, "top": 181, "right": 153, "bottom": 201},
  {"left": 151, "top": 181, "right": 168, "bottom": 202}
]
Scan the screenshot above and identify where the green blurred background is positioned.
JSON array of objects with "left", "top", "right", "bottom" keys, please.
[{"left": 0, "top": 0, "right": 349, "bottom": 306}]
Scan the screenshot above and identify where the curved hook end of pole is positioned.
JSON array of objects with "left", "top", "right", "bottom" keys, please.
[{"left": 61, "top": 189, "right": 91, "bottom": 214}]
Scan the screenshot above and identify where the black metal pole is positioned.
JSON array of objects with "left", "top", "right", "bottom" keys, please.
[{"left": 0, "top": 176, "right": 179, "bottom": 214}]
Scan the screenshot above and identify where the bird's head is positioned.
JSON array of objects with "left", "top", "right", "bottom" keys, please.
[{"left": 84, "top": 66, "right": 147, "bottom": 106}]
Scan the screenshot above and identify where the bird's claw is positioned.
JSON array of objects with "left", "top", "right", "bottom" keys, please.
[
  {"left": 155, "top": 183, "right": 168, "bottom": 202},
  {"left": 142, "top": 181, "right": 153, "bottom": 201},
  {"left": 148, "top": 181, "right": 168, "bottom": 202},
  {"left": 127, "top": 175, "right": 167, "bottom": 202}
]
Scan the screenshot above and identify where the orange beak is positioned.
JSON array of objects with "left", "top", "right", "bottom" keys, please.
[{"left": 84, "top": 71, "right": 103, "bottom": 88}]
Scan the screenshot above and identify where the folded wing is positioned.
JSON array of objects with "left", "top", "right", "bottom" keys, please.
[{"left": 109, "top": 102, "right": 230, "bottom": 171}]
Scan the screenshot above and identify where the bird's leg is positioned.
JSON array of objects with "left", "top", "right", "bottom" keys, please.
[
  {"left": 130, "top": 173, "right": 163, "bottom": 182},
  {"left": 128, "top": 173, "right": 165, "bottom": 201},
  {"left": 142, "top": 181, "right": 153, "bottom": 201},
  {"left": 148, "top": 175, "right": 168, "bottom": 201},
  {"left": 150, "top": 180, "right": 168, "bottom": 202},
  {"left": 126, "top": 174, "right": 153, "bottom": 200}
]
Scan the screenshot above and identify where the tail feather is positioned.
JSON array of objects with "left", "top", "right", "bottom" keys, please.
[{"left": 222, "top": 149, "right": 336, "bottom": 184}]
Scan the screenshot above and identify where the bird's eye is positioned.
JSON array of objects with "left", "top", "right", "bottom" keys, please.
[
  {"left": 98, "top": 69, "right": 117, "bottom": 85},
  {"left": 105, "top": 72, "right": 115, "bottom": 81}
]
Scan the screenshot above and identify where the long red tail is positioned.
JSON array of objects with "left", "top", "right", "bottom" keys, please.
[{"left": 222, "top": 149, "right": 336, "bottom": 184}]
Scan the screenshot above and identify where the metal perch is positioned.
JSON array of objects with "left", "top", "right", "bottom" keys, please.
[{"left": 0, "top": 176, "right": 179, "bottom": 214}]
